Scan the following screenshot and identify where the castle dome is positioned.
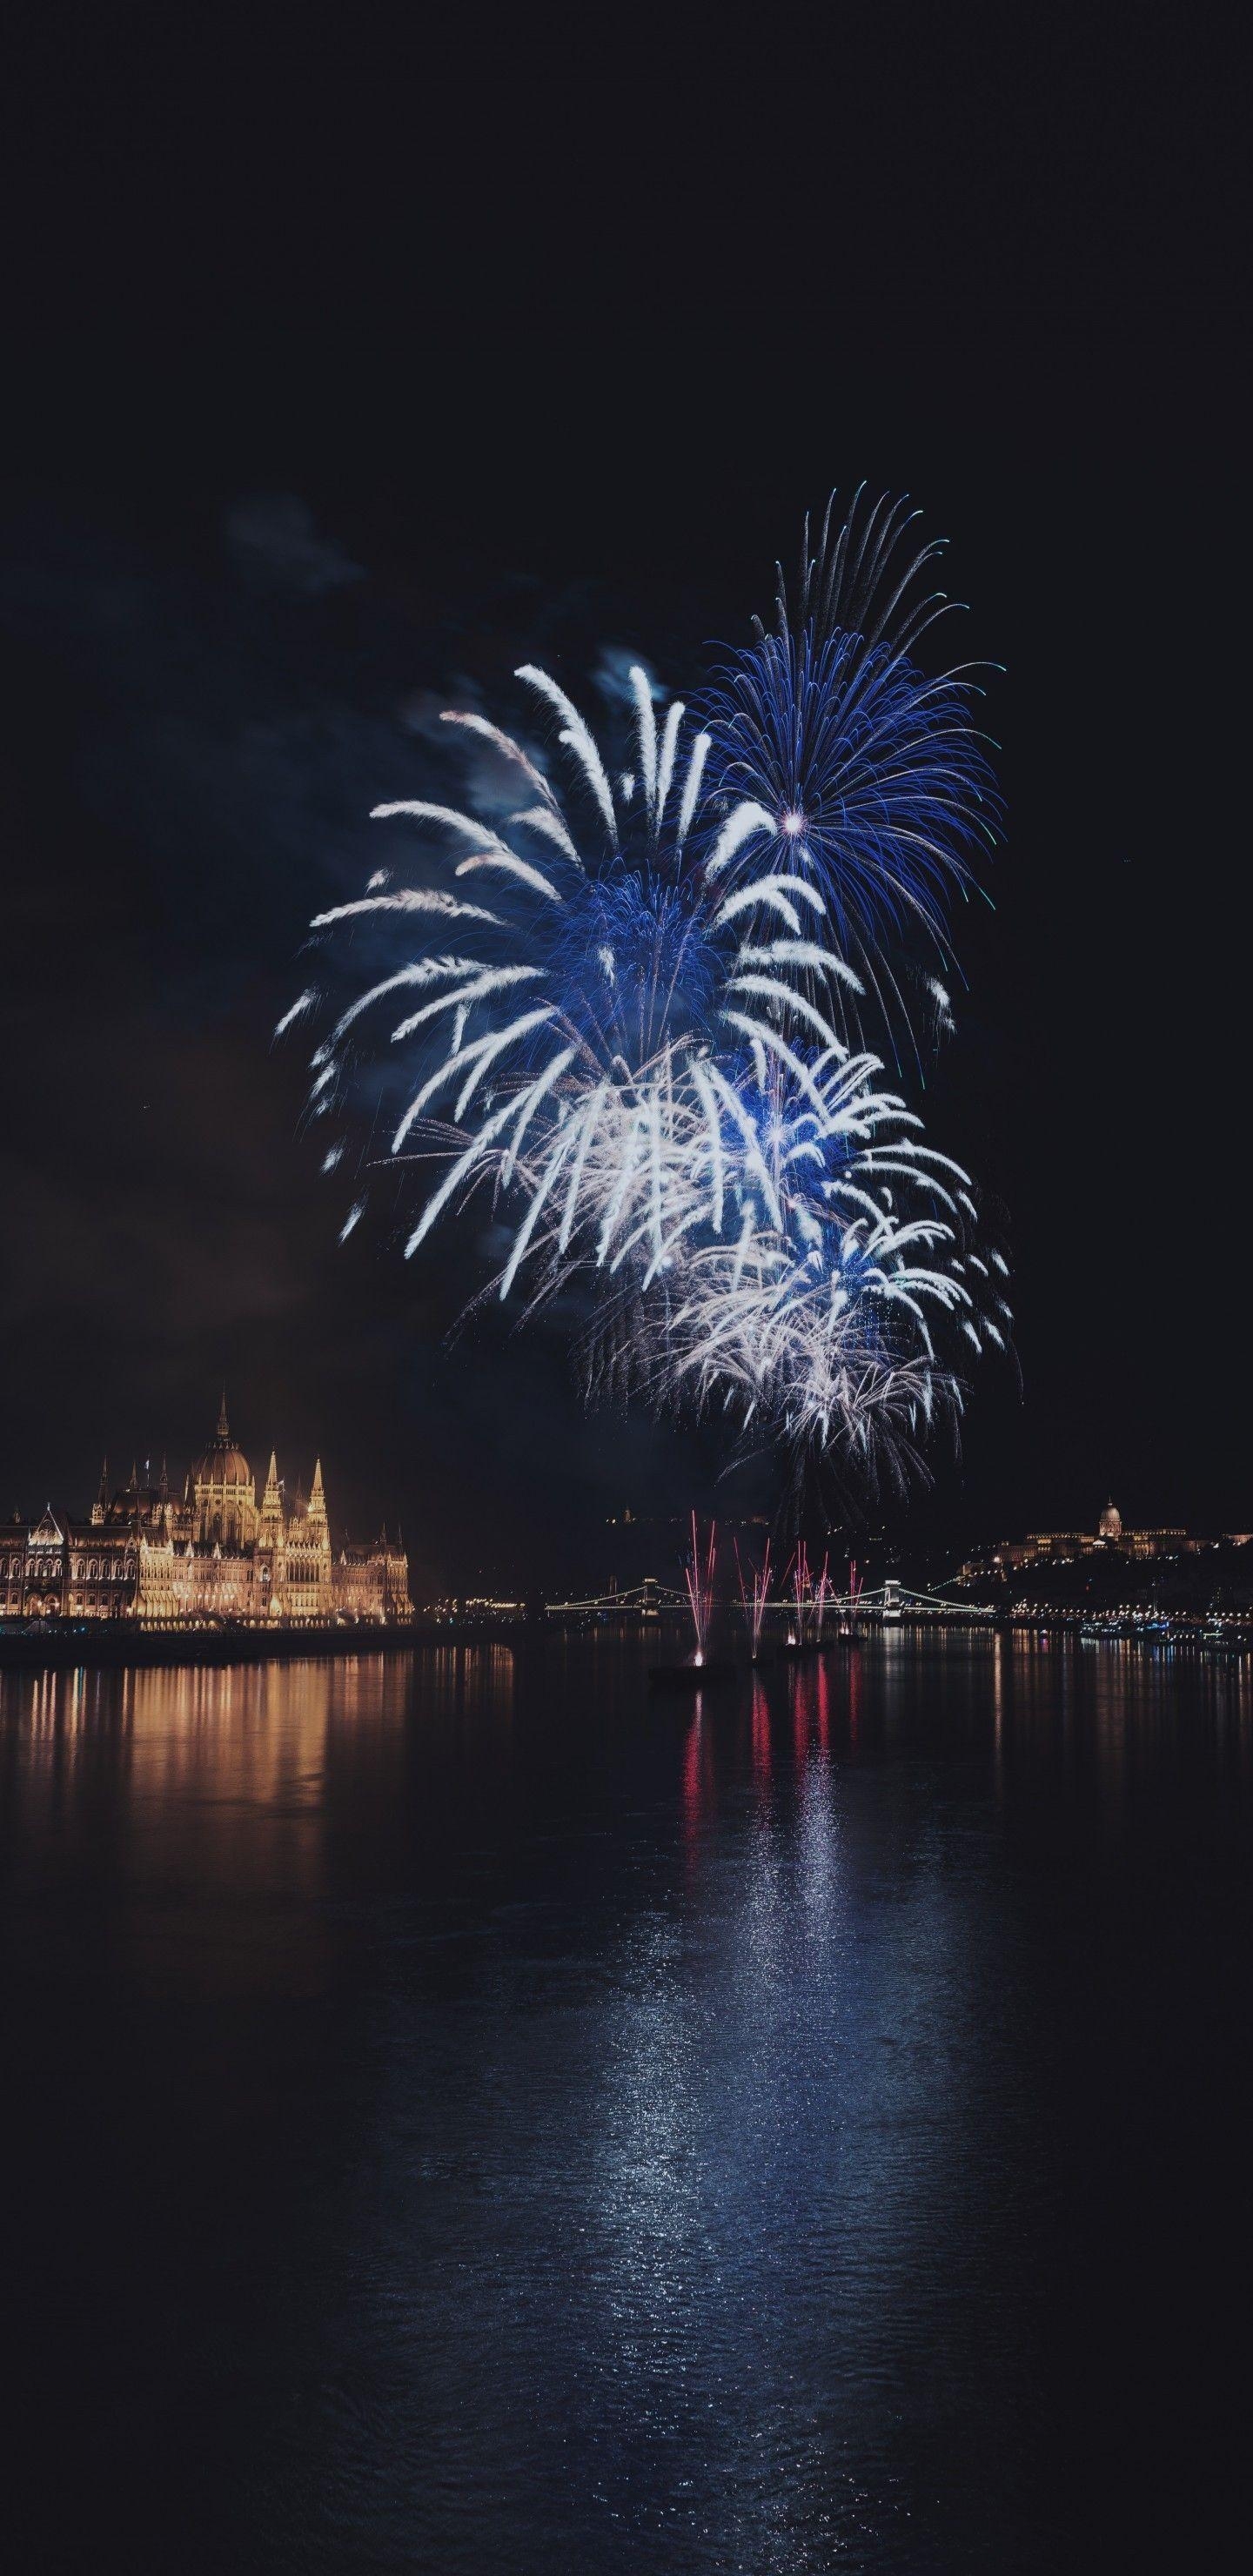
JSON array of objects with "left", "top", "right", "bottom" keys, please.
[{"left": 1099, "top": 1499, "right": 1122, "bottom": 1540}]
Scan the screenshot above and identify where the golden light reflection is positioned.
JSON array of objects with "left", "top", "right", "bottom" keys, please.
[{"left": 0, "top": 1650, "right": 516, "bottom": 1997}]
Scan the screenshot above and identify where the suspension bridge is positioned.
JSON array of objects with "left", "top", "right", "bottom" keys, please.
[{"left": 546, "top": 1575, "right": 995, "bottom": 1628}]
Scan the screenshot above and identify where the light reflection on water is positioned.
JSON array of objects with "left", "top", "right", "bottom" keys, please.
[{"left": 3, "top": 1635, "right": 1252, "bottom": 2573}]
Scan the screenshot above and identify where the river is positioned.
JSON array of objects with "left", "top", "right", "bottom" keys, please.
[{"left": 2, "top": 1634, "right": 1250, "bottom": 2570}]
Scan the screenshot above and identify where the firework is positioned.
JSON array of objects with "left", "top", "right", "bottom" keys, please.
[
  {"left": 282, "top": 501, "right": 1009, "bottom": 1494},
  {"left": 641, "top": 1040, "right": 1008, "bottom": 1493},
  {"left": 702, "top": 487, "right": 1000, "bottom": 1060},
  {"left": 299, "top": 665, "right": 854, "bottom": 1301}
]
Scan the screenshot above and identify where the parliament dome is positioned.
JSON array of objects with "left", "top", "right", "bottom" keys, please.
[
  {"left": 193, "top": 1445, "right": 251, "bottom": 1486},
  {"left": 191, "top": 1397, "right": 251, "bottom": 1491}
]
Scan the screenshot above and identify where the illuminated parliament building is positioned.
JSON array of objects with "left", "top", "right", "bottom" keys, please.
[{"left": 2, "top": 1398, "right": 412, "bottom": 1626}]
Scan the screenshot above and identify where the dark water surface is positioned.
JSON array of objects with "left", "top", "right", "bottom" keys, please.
[{"left": 3, "top": 1637, "right": 1251, "bottom": 2572}]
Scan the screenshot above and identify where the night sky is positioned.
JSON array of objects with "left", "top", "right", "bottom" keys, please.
[{"left": 2, "top": 7, "right": 1244, "bottom": 1591}]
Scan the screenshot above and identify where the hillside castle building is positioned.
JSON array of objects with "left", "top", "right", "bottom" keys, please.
[
  {"left": 957, "top": 1501, "right": 1205, "bottom": 1585},
  {"left": 2, "top": 1398, "right": 412, "bottom": 1626}
]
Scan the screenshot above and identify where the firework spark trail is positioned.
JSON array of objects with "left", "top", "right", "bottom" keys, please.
[
  {"left": 791, "top": 1543, "right": 810, "bottom": 1643},
  {"left": 734, "top": 1537, "right": 773, "bottom": 1657},
  {"left": 685, "top": 1513, "right": 718, "bottom": 1663}
]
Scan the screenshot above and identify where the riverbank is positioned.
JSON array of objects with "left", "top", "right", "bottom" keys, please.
[{"left": 0, "top": 1620, "right": 531, "bottom": 1670}]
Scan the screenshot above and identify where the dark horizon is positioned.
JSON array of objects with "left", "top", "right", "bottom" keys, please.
[{"left": 3, "top": 8, "right": 1246, "bottom": 1590}]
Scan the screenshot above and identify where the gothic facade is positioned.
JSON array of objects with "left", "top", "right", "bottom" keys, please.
[{"left": 1, "top": 1399, "right": 412, "bottom": 1626}]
